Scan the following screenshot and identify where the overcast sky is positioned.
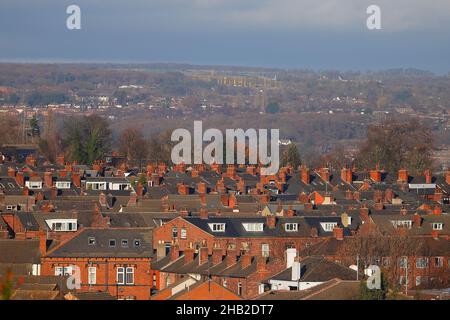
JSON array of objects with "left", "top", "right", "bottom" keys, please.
[{"left": 1, "top": 0, "right": 449, "bottom": 73}]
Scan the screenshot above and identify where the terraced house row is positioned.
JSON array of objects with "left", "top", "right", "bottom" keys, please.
[{"left": 0, "top": 153, "right": 449, "bottom": 299}]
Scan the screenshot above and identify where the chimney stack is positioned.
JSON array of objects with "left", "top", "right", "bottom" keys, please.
[
  {"left": 341, "top": 167, "right": 353, "bottom": 184},
  {"left": 199, "top": 207, "right": 208, "bottom": 219},
  {"left": 285, "top": 248, "right": 297, "bottom": 268},
  {"left": 424, "top": 170, "right": 432, "bottom": 184},
  {"left": 220, "top": 193, "right": 229, "bottom": 207},
  {"left": 300, "top": 165, "right": 310, "bottom": 185},
  {"left": 318, "top": 167, "right": 330, "bottom": 183},
  {"left": 177, "top": 183, "right": 190, "bottom": 195},
  {"left": 413, "top": 213, "right": 422, "bottom": 227},
  {"left": 398, "top": 169, "right": 408, "bottom": 183},
  {"left": 7, "top": 167, "right": 15, "bottom": 177},
  {"left": 291, "top": 259, "right": 301, "bottom": 281},
  {"left": 256, "top": 256, "right": 267, "bottom": 272},
  {"left": 156, "top": 242, "right": 166, "bottom": 260},
  {"left": 197, "top": 182, "right": 207, "bottom": 194},
  {"left": 225, "top": 249, "right": 237, "bottom": 267},
  {"left": 212, "top": 248, "right": 223, "bottom": 265},
  {"left": 333, "top": 226, "right": 344, "bottom": 240},
  {"left": 44, "top": 171, "right": 53, "bottom": 188},
  {"left": 184, "top": 247, "right": 194, "bottom": 264},
  {"left": 16, "top": 172, "right": 25, "bottom": 187},
  {"left": 433, "top": 206, "right": 442, "bottom": 216},
  {"left": 370, "top": 169, "right": 381, "bottom": 183},
  {"left": 56, "top": 154, "right": 65, "bottom": 166},
  {"left": 266, "top": 215, "right": 276, "bottom": 229},
  {"left": 50, "top": 186, "right": 58, "bottom": 199},
  {"left": 360, "top": 206, "right": 370, "bottom": 222},
  {"left": 39, "top": 230, "right": 47, "bottom": 256},
  {"left": 199, "top": 246, "right": 209, "bottom": 265},
  {"left": 240, "top": 253, "right": 252, "bottom": 269},
  {"left": 170, "top": 244, "right": 180, "bottom": 261},
  {"left": 72, "top": 172, "right": 81, "bottom": 188}
]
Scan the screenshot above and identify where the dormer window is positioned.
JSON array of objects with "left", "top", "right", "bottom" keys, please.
[
  {"left": 88, "top": 237, "right": 96, "bottom": 245},
  {"left": 391, "top": 220, "right": 412, "bottom": 229},
  {"left": 46, "top": 219, "right": 77, "bottom": 232},
  {"left": 432, "top": 223, "right": 443, "bottom": 231},
  {"left": 320, "top": 222, "right": 338, "bottom": 232},
  {"left": 26, "top": 180, "right": 42, "bottom": 189},
  {"left": 134, "top": 239, "right": 141, "bottom": 247},
  {"left": 56, "top": 181, "right": 71, "bottom": 189},
  {"left": 209, "top": 223, "right": 226, "bottom": 232},
  {"left": 242, "top": 223, "right": 264, "bottom": 232},
  {"left": 121, "top": 239, "right": 129, "bottom": 247},
  {"left": 109, "top": 239, "right": 116, "bottom": 247},
  {"left": 285, "top": 223, "right": 298, "bottom": 232}
]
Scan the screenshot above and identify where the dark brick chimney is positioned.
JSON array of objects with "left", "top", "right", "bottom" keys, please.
[
  {"left": 413, "top": 213, "right": 422, "bottom": 227},
  {"left": 225, "top": 249, "right": 237, "bottom": 267},
  {"left": 266, "top": 215, "right": 276, "bottom": 229},
  {"left": 212, "top": 248, "right": 224, "bottom": 265},
  {"left": 300, "top": 165, "right": 310, "bottom": 185},
  {"left": 370, "top": 169, "right": 381, "bottom": 183},
  {"left": 241, "top": 253, "right": 252, "bottom": 269},
  {"left": 170, "top": 244, "right": 180, "bottom": 261},
  {"left": 199, "top": 246, "right": 209, "bottom": 265},
  {"left": 44, "top": 171, "right": 53, "bottom": 188},
  {"left": 333, "top": 226, "right": 344, "bottom": 240}
]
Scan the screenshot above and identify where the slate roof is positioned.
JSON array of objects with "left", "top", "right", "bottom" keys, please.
[
  {"left": 0, "top": 239, "right": 41, "bottom": 264},
  {"left": 182, "top": 216, "right": 352, "bottom": 238},
  {"left": 46, "top": 228, "right": 154, "bottom": 258},
  {"left": 269, "top": 257, "right": 357, "bottom": 282}
]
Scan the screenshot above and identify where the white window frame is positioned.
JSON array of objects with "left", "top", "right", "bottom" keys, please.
[
  {"left": 285, "top": 223, "right": 298, "bottom": 232},
  {"left": 172, "top": 227, "right": 178, "bottom": 238},
  {"left": 180, "top": 227, "right": 187, "bottom": 239},
  {"left": 117, "top": 267, "right": 125, "bottom": 284},
  {"left": 399, "top": 256, "right": 408, "bottom": 269},
  {"left": 55, "top": 266, "right": 73, "bottom": 276},
  {"left": 56, "top": 181, "right": 71, "bottom": 189},
  {"left": 242, "top": 223, "right": 264, "bottom": 232},
  {"left": 416, "top": 257, "right": 428, "bottom": 269},
  {"left": 391, "top": 220, "right": 412, "bottom": 229},
  {"left": 261, "top": 244, "right": 270, "bottom": 257},
  {"left": 435, "top": 257, "right": 443, "bottom": 268},
  {"left": 126, "top": 267, "right": 134, "bottom": 285},
  {"left": 320, "top": 222, "right": 338, "bottom": 232},
  {"left": 209, "top": 223, "right": 226, "bottom": 232},
  {"left": 432, "top": 223, "right": 443, "bottom": 231},
  {"left": 88, "top": 266, "right": 97, "bottom": 285}
]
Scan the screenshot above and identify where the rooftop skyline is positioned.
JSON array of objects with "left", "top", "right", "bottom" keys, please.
[{"left": 1, "top": 0, "right": 449, "bottom": 73}]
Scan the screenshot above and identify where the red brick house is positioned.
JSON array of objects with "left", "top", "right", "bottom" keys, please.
[{"left": 40, "top": 227, "right": 155, "bottom": 300}]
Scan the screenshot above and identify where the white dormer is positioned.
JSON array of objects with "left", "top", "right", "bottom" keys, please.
[
  {"left": 242, "top": 223, "right": 264, "bottom": 232},
  {"left": 56, "top": 181, "right": 71, "bottom": 189},
  {"left": 45, "top": 219, "right": 78, "bottom": 232},
  {"left": 208, "top": 223, "right": 226, "bottom": 232},
  {"left": 320, "top": 222, "right": 338, "bottom": 232},
  {"left": 26, "top": 180, "right": 43, "bottom": 189},
  {"left": 391, "top": 220, "right": 412, "bottom": 229}
]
